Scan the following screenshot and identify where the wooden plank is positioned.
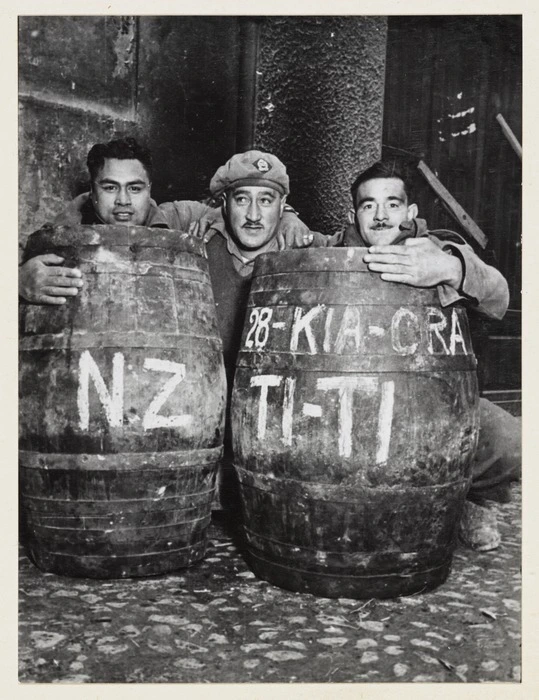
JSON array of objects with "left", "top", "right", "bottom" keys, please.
[
  {"left": 496, "top": 113, "right": 522, "bottom": 160},
  {"left": 417, "top": 160, "right": 488, "bottom": 249}
]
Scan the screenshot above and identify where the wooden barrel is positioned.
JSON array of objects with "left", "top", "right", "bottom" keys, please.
[
  {"left": 231, "top": 247, "right": 480, "bottom": 599},
  {"left": 19, "top": 225, "right": 227, "bottom": 579}
]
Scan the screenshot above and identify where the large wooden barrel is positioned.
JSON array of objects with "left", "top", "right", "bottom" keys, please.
[
  {"left": 231, "top": 247, "right": 480, "bottom": 599},
  {"left": 19, "top": 225, "right": 227, "bottom": 578}
]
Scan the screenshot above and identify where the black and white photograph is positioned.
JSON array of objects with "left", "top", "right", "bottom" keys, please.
[{"left": 12, "top": 5, "right": 527, "bottom": 690}]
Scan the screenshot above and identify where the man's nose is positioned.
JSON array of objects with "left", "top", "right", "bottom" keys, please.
[
  {"left": 246, "top": 200, "right": 261, "bottom": 221},
  {"left": 115, "top": 187, "right": 131, "bottom": 205},
  {"left": 374, "top": 204, "right": 388, "bottom": 221}
]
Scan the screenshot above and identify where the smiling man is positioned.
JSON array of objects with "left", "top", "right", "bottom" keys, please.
[
  {"left": 346, "top": 160, "right": 508, "bottom": 317},
  {"left": 343, "top": 159, "right": 520, "bottom": 551},
  {"left": 87, "top": 141, "right": 153, "bottom": 226},
  {"left": 19, "top": 138, "right": 158, "bottom": 304}
]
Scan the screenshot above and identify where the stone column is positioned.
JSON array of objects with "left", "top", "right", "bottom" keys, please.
[{"left": 254, "top": 16, "right": 387, "bottom": 235}]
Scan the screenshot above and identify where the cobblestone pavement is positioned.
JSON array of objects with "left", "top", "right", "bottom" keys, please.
[{"left": 19, "top": 486, "right": 521, "bottom": 684}]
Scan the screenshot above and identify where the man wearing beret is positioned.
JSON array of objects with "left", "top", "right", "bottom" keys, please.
[{"left": 204, "top": 150, "right": 330, "bottom": 378}]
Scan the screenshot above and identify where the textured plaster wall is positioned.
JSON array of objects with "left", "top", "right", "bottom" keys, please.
[
  {"left": 18, "top": 17, "right": 140, "bottom": 252},
  {"left": 18, "top": 16, "right": 241, "bottom": 254},
  {"left": 254, "top": 17, "right": 387, "bottom": 235},
  {"left": 19, "top": 99, "right": 137, "bottom": 248}
]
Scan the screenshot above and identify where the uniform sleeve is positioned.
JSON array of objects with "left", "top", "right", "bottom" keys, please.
[
  {"left": 280, "top": 208, "right": 336, "bottom": 247},
  {"left": 434, "top": 238, "right": 510, "bottom": 320},
  {"left": 157, "top": 200, "right": 211, "bottom": 230},
  {"left": 52, "top": 192, "right": 90, "bottom": 225}
]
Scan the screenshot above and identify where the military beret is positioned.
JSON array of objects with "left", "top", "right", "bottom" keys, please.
[{"left": 209, "top": 150, "right": 290, "bottom": 197}]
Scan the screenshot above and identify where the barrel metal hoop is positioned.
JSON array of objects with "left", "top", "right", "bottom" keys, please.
[
  {"left": 246, "top": 546, "right": 453, "bottom": 581},
  {"left": 26, "top": 514, "right": 212, "bottom": 532},
  {"left": 20, "top": 447, "right": 223, "bottom": 471},
  {"left": 19, "top": 332, "right": 224, "bottom": 351},
  {"left": 28, "top": 542, "right": 208, "bottom": 560},
  {"left": 235, "top": 466, "right": 471, "bottom": 501}
]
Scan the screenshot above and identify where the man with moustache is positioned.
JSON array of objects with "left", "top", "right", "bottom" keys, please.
[{"left": 344, "top": 159, "right": 520, "bottom": 551}]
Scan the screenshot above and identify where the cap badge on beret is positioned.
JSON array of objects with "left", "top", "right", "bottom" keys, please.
[{"left": 253, "top": 158, "right": 271, "bottom": 173}]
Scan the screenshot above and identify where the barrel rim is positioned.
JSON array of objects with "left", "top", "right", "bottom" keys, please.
[
  {"left": 252, "top": 246, "right": 371, "bottom": 276},
  {"left": 24, "top": 224, "right": 206, "bottom": 258}
]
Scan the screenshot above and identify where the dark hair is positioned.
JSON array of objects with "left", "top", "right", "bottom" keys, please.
[
  {"left": 350, "top": 159, "right": 413, "bottom": 207},
  {"left": 87, "top": 137, "right": 153, "bottom": 183}
]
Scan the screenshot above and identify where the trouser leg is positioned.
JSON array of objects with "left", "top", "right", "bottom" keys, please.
[{"left": 467, "top": 398, "right": 521, "bottom": 504}]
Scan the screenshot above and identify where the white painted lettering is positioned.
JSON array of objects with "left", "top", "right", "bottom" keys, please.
[
  {"left": 78, "top": 350, "right": 124, "bottom": 430},
  {"left": 244, "top": 308, "right": 259, "bottom": 348},
  {"left": 317, "top": 376, "right": 377, "bottom": 457},
  {"left": 281, "top": 377, "right": 296, "bottom": 446},
  {"left": 303, "top": 402, "right": 322, "bottom": 418},
  {"left": 376, "top": 381, "right": 395, "bottom": 464},
  {"left": 450, "top": 309, "right": 468, "bottom": 355},
  {"left": 391, "top": 307, "right": 420, "bottom": 355},
  {"left": 255, "top": 307, "right": 273, "bottom": 348},
  {"left": 250, "top": 374, "right": 283, "bottom": 440},
  {"left": 142, "top": 358, "right": 191, "bottom": 430},
  {"left": 369, "top": 325, "right": 386, "bottom": 337},
  {"left": 427, "top": 307, "right": 450, "bottom": 355},
  {"left": 334, "top": 306, "right": 361, "bottom": 354},
  {"left": 323, "top": 307, "right": 335, "bottom": 353},
  {"left": 290, "top": 305, "right": 325, "bottom": 354}
]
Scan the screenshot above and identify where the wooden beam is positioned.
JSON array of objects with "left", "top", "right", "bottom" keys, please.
[
  {"left": 496, "top": 113, "right": 522, "bottom": 160},
  {"left": 417, "top": 160, "right": 488, "bottom": 249}
]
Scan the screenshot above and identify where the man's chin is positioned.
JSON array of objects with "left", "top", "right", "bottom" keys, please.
[
  {"left": 236, "top": 234, "right": 272, "bottom": 250},
  {"left": 108, "top": 217, "right": 145, "bottom": 226},
  {"left": 365, "top": 229, "right": 400, "bottom": 246}
]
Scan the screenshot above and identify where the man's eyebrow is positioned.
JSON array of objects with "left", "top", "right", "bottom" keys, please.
[
  {"left": 233, "top": 188, "right": 276, "bottom": 197},
  {"left": 357, "top": 195, "right": 404, "bottom": 206},
  {"left": 357, "top": 195, "right": 374, "bottom": 206},
  {"left": 97, "top": 177, "right": 148, "bottom": 185}
]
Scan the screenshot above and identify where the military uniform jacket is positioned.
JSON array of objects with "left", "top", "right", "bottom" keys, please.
[{"left": 341, "top": 218, "right": 510, "bottom": 320}]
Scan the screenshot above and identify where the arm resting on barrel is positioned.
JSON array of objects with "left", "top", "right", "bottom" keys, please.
[
  {"left": 19, "top": 252, "right": 83, "bottom": 304},
  {"left": 364, "top": 236, "right": 509, "bottom": 321},
  {"left": 18, "top": 195, "right": 91, "bottom": 304},
  {"left": 434, "top": 239, "right": 510, "bottom": 320}
]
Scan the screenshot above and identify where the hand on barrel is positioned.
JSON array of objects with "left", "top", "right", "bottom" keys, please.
[
  {"left": 19, "top": 254, "right": 83, "bottom": 304},
  {"left": 363, "top": 237, "right": 463, "bottom": 289}
]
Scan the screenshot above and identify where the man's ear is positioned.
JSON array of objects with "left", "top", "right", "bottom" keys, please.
[
  {"left": 222, "top": 194, "right": 228, "bottom": 216},
  {"left": 279, "top": 194, "right": 287, "bottom": 217},
  {"left": 407, "top": 203, "right": 418, "bottom": 221}
]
